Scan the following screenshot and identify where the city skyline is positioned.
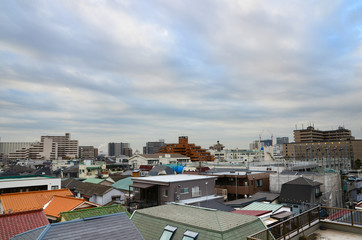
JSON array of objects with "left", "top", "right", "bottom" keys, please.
[{"left": 1, "top": 1, "right": 361, "bottom": 153}]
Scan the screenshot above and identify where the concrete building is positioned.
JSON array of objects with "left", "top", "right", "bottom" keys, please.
[
  {"left": 108, "top": 142, "right": 132, "bottom": 157},
  {"left": 294, "top": 126, "right": 354, "bottom": 143},
  {"left": 276, "top": 137, "right": 289, "bottom": 144},
  {"left": 79, "top": 160, "right": 108, "bottom": 179},
  {"left": 143, "top": 140, "right": 165, "bottom": 154},
  {"left": 79, "top": 146, "right": 98, "bottom": 160},
  {"left": 158, "top": 136, "right": 214, "bottom": 162},
  {"left": 8, "top": 138, "right": 58, "bottom": 161},
  {"left": 0, "top": 175, "right": 61, "bottom": 194},
  {"left": 129, "top": 153, "right": 190, "bottom": 169},
  {"left": 41, "top": 133, "right": 78, "bottom": 159},
  {"left": 0, "top": 142, "right": 36, "bottom": 156}
]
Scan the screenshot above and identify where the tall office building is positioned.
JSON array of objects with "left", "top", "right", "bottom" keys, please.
[
  {"left": 108, "top": 142, "right": 132, "bottom": 157},
  {"left": 143, "top": 140, "right": 166, "bottom": 154}
]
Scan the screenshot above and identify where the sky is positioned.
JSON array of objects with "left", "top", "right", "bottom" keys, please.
[{"left": 0, "top": 0, "right": 361, "bottom": 154}]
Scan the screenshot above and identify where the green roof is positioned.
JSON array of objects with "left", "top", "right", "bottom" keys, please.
[
  {"left": 241, "top": 202, "right": 283, "bottom": 213},
  {"left": 0, "top": 175, "right": 55, "bottom": 180},
  {"left": 83, "top": 178, "right": 104, "bottom": 184},
  {"left": 60, "top": 204, "right": 131, "bottom": 221},
  {"left": 131, "top": 204, "right": 266, "bottom": 240},
  {"left": 112, "top": 177, "right": 133, "bottom": 191}
]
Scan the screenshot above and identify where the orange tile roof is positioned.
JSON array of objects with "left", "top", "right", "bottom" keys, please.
[
  {"left": 44, "top": 195, "right": 89, "bottom": 218},
  {"left": 0, "top": 189, "right": 73, "bottom": 213}
]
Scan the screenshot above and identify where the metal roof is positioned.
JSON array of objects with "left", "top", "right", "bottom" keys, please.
[{"left": 241, "top": 202, "right": 284, "bottom": 213}]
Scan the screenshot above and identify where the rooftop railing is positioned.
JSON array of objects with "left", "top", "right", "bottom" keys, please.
[{"left": 247, "top": 206, "right": 362, "bottom": 240}]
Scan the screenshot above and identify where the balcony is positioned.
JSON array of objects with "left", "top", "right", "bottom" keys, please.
[{"left": 247, "top": 206, "right": 362, "bottom": 240}]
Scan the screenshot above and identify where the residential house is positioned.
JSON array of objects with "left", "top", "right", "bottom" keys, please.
[
  {"left": 59, "top": 204, "right": 130, "bottom": 222},
  {"left": 279, "top": 176, "right": 323, "bottom": 214},
  {"left": 78, "top": 161, "right": 108, "bottom": 179},
  {"left": 0, "top": 175, "right": 61, "bottom": 194},
  {"left": 0, "top": 209, "right": 49, "bottom": 240},
  {"left": 131, "top": 203, "right": 266, "bottom": 240},
  {"left": 73, "top": 182, "right": 125, "bottom": 205},
  {"left": 62, "top": 165, "right": 79, "bottom": 178},
  {"left": 12, "top": 212, "right": 144, "bottom": 240},
  {"left": 43, "top": 195, "right": 100, "bottom": 222},
  {"left": 208, "top": 171, "right": 270, "bottom": 200},
  {"left": 112, "top": 177, "right": 133, "bottom": 194},
  {"left": 129, "top": 153, "right": 190, "bottom": 169},
  {"left": 0, "top": 189, "right": 73, "bottom": 214},
  {"left": 130, "top": 174, "right": 220, "bottom": 210},
  {"left": 82, "top": 177, "right": 115, "bottom": 186}
]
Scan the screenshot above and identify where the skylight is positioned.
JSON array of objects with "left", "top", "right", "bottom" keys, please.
[
  {"left": 182, "top": 230, "right": 199, "bottom": 240},
  {"left": 159, "top": 225, "right": 177, "bottom": 240}
]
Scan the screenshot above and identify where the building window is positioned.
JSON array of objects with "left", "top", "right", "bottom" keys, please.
[
  {"left": 51, "top": 186, "right": 59, "bottom": 190},
  {"left": 315, "top": 187, "right": 321, "bottom": 197},
  {"left": 160, "top": 225, "right": 177, "bottom": 240},
  {"left": 192, "top": 186, "right": 201, "bottom": 197},
  {"left": 162, "top": 189, "right": 168, "bottom": 197},
  {"left": 180, "top": 187, "right": 189, "bottom": 194},
  {"left": 182, "top": 230, "right": 199, "bottom": 240},
  {"left": 256, "top": 179, "right": 263, "bottom": 187}
]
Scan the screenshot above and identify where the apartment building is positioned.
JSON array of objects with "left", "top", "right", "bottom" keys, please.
[
  {"left": 8, "top": 137, "right": 58, "bottom": 161},
  {"left": 108, "top": 142, "right": 132, "bottom": 157},
  {"left": 41, "top": 133, "right": 78, "bottom": 159},
  {"left": 79, "top": 146, "right": 98, "bottom": 160},
  {"left": 294, "top": 126, "right": 354, "bottom": 143},
  {"left": 143, "top": 140, "right": 166, "bottom": 154},
  {"left": 158, "top": 136, "right": 214, "bottom": 162}
]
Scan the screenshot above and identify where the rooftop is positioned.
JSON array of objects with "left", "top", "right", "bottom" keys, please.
[
  {"left": 112, "top": 177, "right": 133, "bottom": 191},
  {"left": 132, "top": 174, "right": 217, "bottom": 183},
  {"left": 60, "top": 204, "right": 130, "bottom": 221},
  {"left": 0, "top": 209, "right": 49, "bottom": 240},
  {"left": 0, "top": 189, "right": 73, "bottom": 213},
  {"left": 12, "top": 212, "right": 144, "bottom": 240},
  {"left": 241, "top": 202, "right": 284, "bottom": 213}
]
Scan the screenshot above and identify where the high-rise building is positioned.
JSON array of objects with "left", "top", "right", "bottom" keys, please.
[
  {"left": 293, "top": 126, "right": 354, "bottom": 143},
  {"left": 7, "top": 133, "right": 78, "bottom": 161},
  {"left": 41, "top": 133, "right": 78, "bottom": 159},
  {"left": 158, "top": 136, "right": 214, "bottom": 162},
  {"left": 276, "top": 137, "right": 289, "bottom": 145},
  {"left": 143, "top": 140, "right": 165, "bottom": 154},
  {"left": 79, "top": 146, "right": 98, "bottom": 160},
  {"left": 108, "top": 142, "right": 132, "bottom": 157}
]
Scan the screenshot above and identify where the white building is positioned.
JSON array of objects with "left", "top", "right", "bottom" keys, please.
[
  {"left": 0, "top": 175, "right": 61, "bottom": 194},
  {"left": 129, "top": 153, "right": 190, "bottom": 169}
]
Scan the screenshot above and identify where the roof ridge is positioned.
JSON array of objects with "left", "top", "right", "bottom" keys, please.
[
  {"left": 0, "top": 208, "right": 44, "bottom": 217},
  {"left": 60, "top": 204, "right": 121, "bottom": 215}
]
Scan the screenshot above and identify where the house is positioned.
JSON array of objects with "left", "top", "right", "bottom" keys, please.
[
  {"left": 43, "top": 195, "right": 100, "bottom": 222},
  {"left": 0, "top": 189, "right": 73, "bottom": 214},
  {"left": 73, "top": 182, "right": 125, "bottom": 205},
  {"left": 61, "top": 178, "right": 83, "bottom": 194},
  {"left": 82, "top": 177, "right": 115, "bottom": 186},
  {"left": 0, "top": 209, "right": 49, "bottom": 240},
  {"left": 0, "top": 175, "right": 61, "bottom": 194},
  {"left": 149, "top": 165, "right": 175, "bottom": 176},
  {"left": 279, "top": 176, "right": 323, "bottom": 214},
  {"left": 62, "top": 165, "right": 79, "bottom": 178},
  {"left": 112, "top": 177, "right": 133, "bottom": 194},
  {"left": 129, "top": 174, "right": 220, "bottom": 210},
  {"left": 59, "top": 204, "right": 130, "bottom": 222},
  {"left": 78, "top": 161, "right": 108, "bottom": 179},
  {"left": 207, "top": 170, "right": 270, "bottom": 200},
  {"left": 129, "top": 153, "right": 190, "bottom": 168},
  {"left": 131, "top": 203, "right": 266, "bottom": 240},
  {"left": 12, "top": 212, "right": 144, "bottom": 240}
]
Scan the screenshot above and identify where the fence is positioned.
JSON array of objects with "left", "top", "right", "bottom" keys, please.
[{"left": 247, "top": 206, "right": 362, "bottom": 240}]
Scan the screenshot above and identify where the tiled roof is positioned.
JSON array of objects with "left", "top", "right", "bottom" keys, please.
[
  {"left": 74, "top": 182, "right": 114, "bottom": 196},
  {"left": 0, "top": 209, "right": 49, "bottom": 240},
  {"left": 241, "top": 202, "right": 284, "bottom": 213},
  {"left": 131, "top": 204, "right": 266, "bottom": 240},
  {"left": 284, "top": 176, "right": 322, "bottom": 186},
  {"left": 82, "top": 178, "right": 104, "bottom": 184},
  {"left": 0, "top": 189, "right": 73, "bottom": 213},
  {"left": 44, "top": 195, "right": 98, "bottom": 218},
  {"left": 112, "top": 177, "right": 133, "bottom": 191},
  {"left": 60, "top": 204, "right": 129, "bottom": 221},
  {"left": 12, "top": 212, "right": 144, "bottom": 240},
  {"left": 61, "top": 178, "right": 83, "bottom": 190}
]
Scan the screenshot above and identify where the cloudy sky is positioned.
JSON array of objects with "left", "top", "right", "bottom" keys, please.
[{"left": 1, "top": 0, "right": 361, "bottom": 154}]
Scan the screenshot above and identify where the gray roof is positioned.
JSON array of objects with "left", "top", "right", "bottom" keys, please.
[
  {"left": 148, "top": 165, "right": 175, "bottom": 176},
  {"left": 74, "top": 182, "right": 115, "bottom": 196},
  {"left": 12, "top": 213, "right": 144, "bottom": 240},
  {"left": 284, "top": 177, "right": 322, "bottom": 186},
  {"left": 198, "top": 200, "right": 235, "bottom": 212},
  {"left": 131, "top": 203, "right": 266, "bottom": 240}
]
